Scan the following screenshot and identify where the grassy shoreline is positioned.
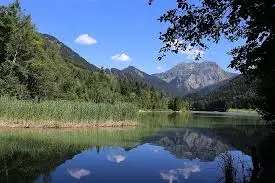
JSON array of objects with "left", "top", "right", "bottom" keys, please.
[
  {"left": 227, "top": 108, "right": 257, "bottom": 113},
  {"left": 0, "top": 97, "right": 258, "bottom": 129},
  {"left": 0, "top": 97, "right": 138, "bottom": 128},
  {"left": 0, "top": 120, "right": 137, "bottom": 129}
]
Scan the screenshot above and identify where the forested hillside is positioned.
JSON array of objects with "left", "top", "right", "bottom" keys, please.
[
  {"left": 42, "top": 34, "right": 99, "bottom": 71},
  {"left": 0, "top": 1, "right": 191, "bottom": 111},
  {"left": 184, "top": 75, "right": 258, "bottom": 111},
  {"left": 111, "top": 66, "right": 180, "bottom": 97},
  {"left": 1, "top": 1, "right": 257, "bottom": 113}
]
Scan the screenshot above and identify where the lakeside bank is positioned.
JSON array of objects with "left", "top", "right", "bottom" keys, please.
[{"left": 0, "top": 97, "right": 139, "bottom": 128}]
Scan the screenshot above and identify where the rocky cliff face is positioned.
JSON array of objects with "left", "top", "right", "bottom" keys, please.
[{"left": 153, "top": 61, "right": 237, "bottom": 93}]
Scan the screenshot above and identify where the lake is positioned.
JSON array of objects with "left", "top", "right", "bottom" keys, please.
[{"left": 0, "top": 112, "right": 271, "bottom": 183}]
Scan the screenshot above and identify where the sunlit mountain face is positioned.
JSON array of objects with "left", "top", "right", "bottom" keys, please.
[{"left": 153, "top": 61, "right": 238, "bottom": 94}]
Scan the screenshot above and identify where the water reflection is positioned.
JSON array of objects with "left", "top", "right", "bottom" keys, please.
[
  {"left": 146, "top": 128, "right": 230, "bottom": 161},
  {"left": 217, "top": 151, "right": 253, "bottom": 183},
  {"left": 160, "top": 163, "right": 200, "bottom": 183},
  {"left": 67, "top": 169, "right": 91, "bottom": 180},
  {"left": 250, "top": 133, "right": 275, "bottom": 183},
  {"left": 0, "top": 112, "right": 272, "bottom": 183},
  {"left": 107, "top": 154, "right": 126, "bottom": 163}
]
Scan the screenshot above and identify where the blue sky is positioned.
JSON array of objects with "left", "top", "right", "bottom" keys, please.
[{"left": 1, "top": 0, "right": 240, "bottom": 74}]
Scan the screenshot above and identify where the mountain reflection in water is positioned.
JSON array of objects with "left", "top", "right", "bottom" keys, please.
[{"left": 0, "top": 112, "right": 273, "bottom": 183}]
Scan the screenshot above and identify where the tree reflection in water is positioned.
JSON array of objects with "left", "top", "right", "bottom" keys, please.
[{"left": 0, "top": 113, "right": 273, "bottom": 183}]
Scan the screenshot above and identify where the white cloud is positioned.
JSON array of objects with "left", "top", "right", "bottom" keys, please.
[
  {"left": 111, "top": 53, "right": 131, "bottom": 62},
  {"left": 156, "top": 66, "right": 164, "bottom": 71},
  {"left": 169, "top": 39, "right": 204, "bottom": 60},
  {"left": 181, "top": 45, "right": 204, "bottom": 60},
  {"left": 107, "top": 154, "right": 126, "bottom": 163},
  {"left": 75, "top": 34, "right": 97, "bottom": 45}
]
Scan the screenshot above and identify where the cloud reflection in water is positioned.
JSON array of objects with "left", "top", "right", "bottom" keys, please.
[
  {"left": 67, "top": 168, "right": 91, "bottom": 179},
  {"left": 160, "top": 163, "right": 200, "bottom": 183},
  {"left": 107, "top": 154, "right": 126, "bottom": 163}
]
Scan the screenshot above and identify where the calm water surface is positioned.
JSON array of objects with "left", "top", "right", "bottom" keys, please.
[{"left": 0, "top": 112, "right": 270, "bottom": 183}]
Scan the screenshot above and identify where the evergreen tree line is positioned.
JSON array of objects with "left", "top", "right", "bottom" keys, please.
[
  {"left": 0, "top": 1, "right": 189, "bottom": 111},
  {"left": 184, "top": 76, "right": 258, "bottom": 112}
]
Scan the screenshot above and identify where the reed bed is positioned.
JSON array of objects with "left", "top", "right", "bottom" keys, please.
[{"left": 0, "top": 97, "right": 138, "bottom": 126}]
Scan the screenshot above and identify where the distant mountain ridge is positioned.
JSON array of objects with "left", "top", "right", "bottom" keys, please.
[
  {"left": 42, "top": 34, "right": 239, "bottom": 98},
  {"left": 111, "top": 66, "right": 180, "bottom": 96},
  {"left": 40, "top": 34, "right": 257, "bottom": 110},
  {"left": 153, "top": 61, "right": 237, "bottom": 94},
  {"left": 42, "top": 34, "right": 179, "bottom": 97},
  {"left": 190, "top": 77, "right": 236, "bottom": 95}
]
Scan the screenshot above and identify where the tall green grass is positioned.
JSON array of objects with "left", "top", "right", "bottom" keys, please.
[{"left": 0, "top": 97, "right": 138, "bottom": 123}]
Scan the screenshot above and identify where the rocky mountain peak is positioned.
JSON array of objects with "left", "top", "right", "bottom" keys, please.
[{"left": 153, "top": 61, "right": 237, "bottom": 93}]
